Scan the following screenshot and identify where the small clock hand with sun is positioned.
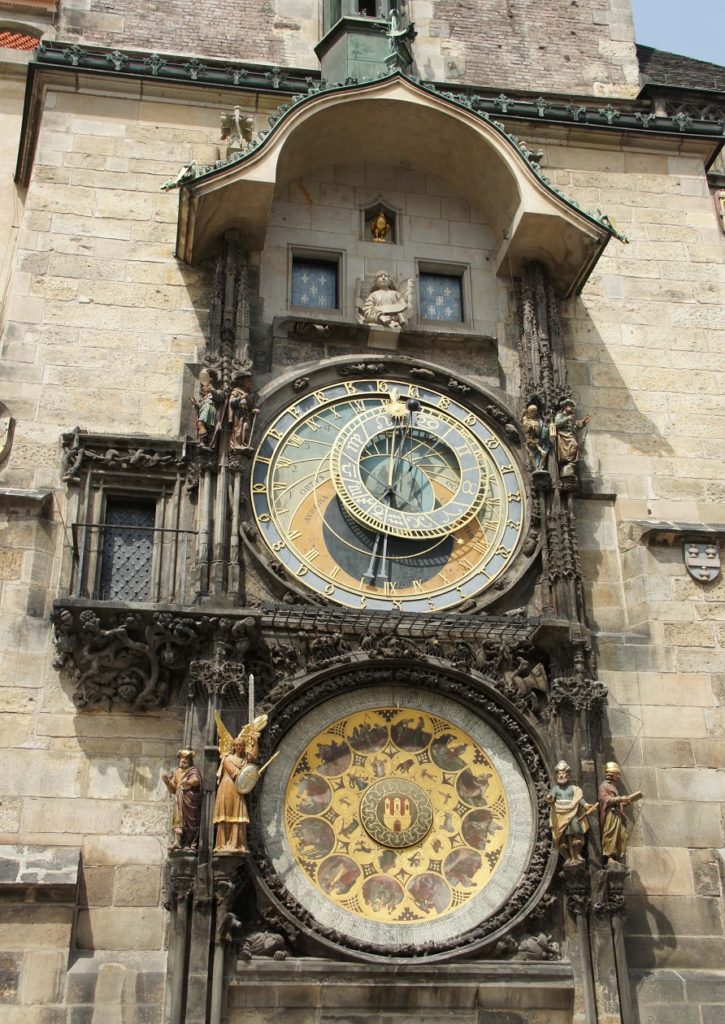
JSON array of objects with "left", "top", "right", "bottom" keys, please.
[{"left": 363, "top": 398, "right": 421, "bottom": 584}]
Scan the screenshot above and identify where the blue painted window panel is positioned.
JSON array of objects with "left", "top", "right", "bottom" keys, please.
[
  {"left": 419, "top": 273, "right": 463, "bottom": 322},
  {"left": 292, "top": 259, "right": 338, "bottom": 309}
]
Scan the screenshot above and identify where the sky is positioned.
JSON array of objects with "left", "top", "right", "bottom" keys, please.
[{"left": 631, "top": 0, "right": 723, "bottom": 66}]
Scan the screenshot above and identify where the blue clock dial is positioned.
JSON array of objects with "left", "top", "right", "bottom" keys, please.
[{"left": 251, "top": 378, "right": 526, "bottom": 612}]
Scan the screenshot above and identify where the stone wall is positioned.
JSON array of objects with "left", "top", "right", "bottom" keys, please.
[
  {"left": 0, "top": 87, "right": 284, "bottom": 494},
  {"left": 0, "top": 59, "right": 723, "bottom": 1024},
  {"left": 541, "top": 136, "right": 725, "bottom": 1020},
  {"left": 56, "top": 0, "right": 640, "bottom": 96},
  {"left": 0, "top": 75, "right": 27, "bottom": 340},
  {"left": 261, "top": 161, "right": 504, "bottom": 339},
  {"left": 416, "top": 0, "right": 640, "bottom": 97},
  {"left": 57, "top": 0, "right": 301, "bottom": 67}
]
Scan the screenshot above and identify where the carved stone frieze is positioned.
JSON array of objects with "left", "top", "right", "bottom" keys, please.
[
  {"left": 206, "top": 230, "right": 251, "bottom": 392},
  {"left": 251, "top": 610, "right": 551, "bottom": 720},
  {"left": 548, "top": 674, "right": 608, "bottom": 716},
  {"left": 558, "top": 864, "right": 591, "bottom": 918},
  {"left": 163, "top": 854, "right": 197, "bottom": 910},
  {"left": 592, "top": 863, "right": 628, "bottom": 918},
  {"left": 52, "top": 603, "right": 215, "bottom": 711},
  {"left": 486, "top": 930, "right": 561, "bottom": 961},
  {"left": 61, "top": 428, "right": 186, "bottom": 483}
]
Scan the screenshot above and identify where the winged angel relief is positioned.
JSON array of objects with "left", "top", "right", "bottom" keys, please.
[
  {"left": 213, "top": 711, "right": 272, "bottom": 854},
  {"left": 356, "top": 272, "right": 415, "bottom": 330}
]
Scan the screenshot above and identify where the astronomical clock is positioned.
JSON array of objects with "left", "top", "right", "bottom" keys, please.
[
  {"left": 250, "top": 363, "right": 532, "bottom": 612},
  {"left": 241, "top": 358, "right": 551, "bottom": 961},
  {"left": 254, "top": 675, "right": 547, "bottom": 959}
]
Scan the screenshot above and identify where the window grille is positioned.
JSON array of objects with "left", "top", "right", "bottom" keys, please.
[{"left": 99, "top": 499, "right": 156, "bottom": 602}]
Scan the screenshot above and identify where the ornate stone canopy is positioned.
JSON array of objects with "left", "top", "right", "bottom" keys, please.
[{"left": 174, "top": 74, "right": 614, "bottom": 296}]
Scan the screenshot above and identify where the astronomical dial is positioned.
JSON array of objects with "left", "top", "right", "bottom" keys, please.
[
  {"left": 251, "top": 377, "right": 527, "bottom": 612},
  {"left": 258, "top": 683, "right": 538, "bottom": 957}
]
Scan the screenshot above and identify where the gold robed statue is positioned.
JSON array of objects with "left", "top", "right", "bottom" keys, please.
[
  {"left": 547, "top": 760, "right": 598, "bottom": 867},
  {"left": 371, "top": 209, "right": 390, "bottom": 243},
  {"left": 213, "top": 712, "right": 269, "bottom": 854},
  {"left": 598, "top": 761, "right": 643, "bottom": 864}
]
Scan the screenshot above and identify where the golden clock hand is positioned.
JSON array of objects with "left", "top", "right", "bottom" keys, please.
[{"left": 387, "top": 399, "right": 420, "bottom": 503}]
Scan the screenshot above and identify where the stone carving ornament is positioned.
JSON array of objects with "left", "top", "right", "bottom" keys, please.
[
  {"left": 370, "top": 209, "right": 391, "bottom": 243},
  {"left": 163, "top": 749, "right": 202, "bottom": 851},
  {"left": 219, "top": 106, "right": 254, "bottom": 152},
  {"left": 191, "top": 370, "right": 224, "bottom": 449},
  {"left": 213, "top": 712, "right": 269, "bottom": 854},
  {"left": 598, "top": 761, "right": 642, "bottom": 864},
  {"left": 356, "top": 272, "right": 412, "bottom": 329},
  {"left": 553, "top": 399, "right": 589, "bottom": 479},
  {"left": 546, "top": 760, "right": 598, "bottom": 867},
  {"left": 53, "top": 607, "right": 209, "bottom": 711}
]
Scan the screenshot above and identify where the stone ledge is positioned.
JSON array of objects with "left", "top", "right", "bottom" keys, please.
[
  {"left": 229, "top": 959, "right": 574, "bottom": 1011},
  {"left": 0, "top": 844, "right": 80, "bottom": 902},
  {"left": 0, "top": 487, "right": 52, "bottom": 516},
  {"left": 636, "top": 520, "right": 725, "bottom": 545}
]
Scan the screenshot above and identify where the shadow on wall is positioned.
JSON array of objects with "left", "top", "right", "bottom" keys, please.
[{"left": 625, "top": 869, "right": 677, "bottom": 970}]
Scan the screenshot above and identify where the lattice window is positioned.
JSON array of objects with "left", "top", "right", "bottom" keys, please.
[
  {"left": 99, "top": 499, "right": 156, "bottom": 602},
  {"left": 291, "top": 257, "right": 338, "bottom": 310},
  {"left": 665, "top": 100, "right": 725, "bottom": 122},
  {"left": 419, "top": 273, "right": 464, "bottom": 322}
]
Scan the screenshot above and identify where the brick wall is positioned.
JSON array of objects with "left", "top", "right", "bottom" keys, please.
[
  {"left": 416, "top": 0, "right": 640, "bottom": 96},
  {"left": 58, "top": 0, "right": 297, "bottom": 67},
  {"left": 56, "top": 0, "right": 640, "bottom": 96}
]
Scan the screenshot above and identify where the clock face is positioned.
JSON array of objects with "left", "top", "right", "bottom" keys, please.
[
  {"left": 251, "top": 377, "right": 526, "bottom": 611},
  {"left": 258, "top": 685, "right": 536, "bottom": 955}
]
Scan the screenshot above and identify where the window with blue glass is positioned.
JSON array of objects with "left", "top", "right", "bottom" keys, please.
[
  {"left": 291, "top": 258, "right": 339, "bottom": 310},
  {"left": 419, "top": 272, "right": 463, "bottom": 322}
]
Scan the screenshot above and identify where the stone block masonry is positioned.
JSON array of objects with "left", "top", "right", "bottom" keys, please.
[
  {"left": 59, "top": 0, "right": 288, "bottom": 67},
  {"left": 57, "top": 0, "right": 640, "bottom": 98}
]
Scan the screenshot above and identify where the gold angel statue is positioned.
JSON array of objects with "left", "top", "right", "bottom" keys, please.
[{"left": 213, "top": 712, "right": 268, "bottom": 854}]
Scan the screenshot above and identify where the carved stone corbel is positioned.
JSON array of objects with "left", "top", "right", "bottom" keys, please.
[
  {"left": 164, "top": 854, "right": 197, "bottom": 911},
  {"left": 52, "top": 604, "right": 213, "bottom": 711}
]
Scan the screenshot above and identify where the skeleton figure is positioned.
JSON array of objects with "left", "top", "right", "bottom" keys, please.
[{"left": 220, "top": 107, "right": 254, "bottom": 151}]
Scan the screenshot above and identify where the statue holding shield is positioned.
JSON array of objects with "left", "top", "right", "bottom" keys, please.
[{"left": 213, "top": 712, "right": 268, "bottom": 854}]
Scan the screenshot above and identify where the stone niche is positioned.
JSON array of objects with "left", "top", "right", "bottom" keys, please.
[{"left": 260, "top": 161, "right": 502, "bottom": 341}]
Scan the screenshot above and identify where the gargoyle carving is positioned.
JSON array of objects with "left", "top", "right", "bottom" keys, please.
[{"left": 220, "top": 107, "right": 254, "bottom": 151}]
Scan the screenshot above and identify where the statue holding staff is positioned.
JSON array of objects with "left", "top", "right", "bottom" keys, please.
[
  {"left": 162, "top": 749, "right": 202, "bottom": 851},
  {"left": 546, "top": 760, "right": 598, "bottom": 866}
]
